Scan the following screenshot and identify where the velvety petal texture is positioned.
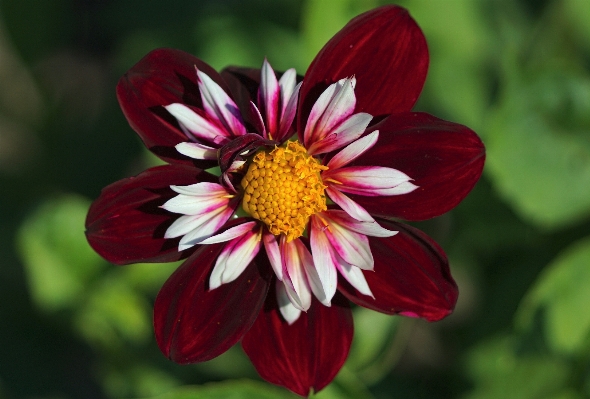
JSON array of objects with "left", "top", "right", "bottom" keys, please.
[
  {"left": 350, "top": 112, "right": 485, "bottom": 221},
  {"left": 155, "top": 244, "right": 271, "bottom": 363},
  {"left": 85, "top": 164, "right": 216, "bottom": 265},
  {"left": 339, "top": 220, "right": 458, "bottom": 322},
  {"left": 299, "top": 5, "right": 428, "bottom": 133},
  {"left": 117, "top": 48, "right": 229, "bottom": 165},
  {"left": 243, "top": 291, "right": 353, "bottom": 397}
]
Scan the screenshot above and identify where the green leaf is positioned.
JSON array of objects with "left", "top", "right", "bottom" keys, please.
[
  {"left": 144, "top": 380, "right": 297, "bottom": 399},
  {"left": 516, "top": 236, "right": 590, "bottom": 355},
  {"left": 464, "top": 335, "right": 570, "bottom": 399},
  {"left": 486, "top": 67, "right": 590, "bottom": 228},
  {"left": 17, "top": 195, "right": 105, "bottom": 311}
]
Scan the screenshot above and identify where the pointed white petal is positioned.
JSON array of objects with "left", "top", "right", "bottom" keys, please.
[
  {"left": 337, "top": 262, "right": 374, "bottom": 298},
  {"left": 307, "top": 113, "right": 372, "bottom": 156},
  {"left": 177, "top": 205, "right": 235, "bottom": 251},
  {"left": 262, "top": 230, "right": 283, "bottom": 280},
  {"left": 165, "top": 103, "right": 229, "bottom": 144},
  {"left": 281, "top": 237, "right": 312, "bottom": 311},
  {"left": 260, "top": 59, "right": 279, "bottom": 135},
  {"left": 196, "top": 69, "right": 246, "bottom": 137},
  {"left": 199, "top": 221, "right": 257, "bottom": 244},
  {"left": 326, "top": 131, "right": 379, "bottom": 170},
  {"left": 307, "top": 217, "right": 340, "bottom": 305},
  {"left": 276, "top": 81, "right": 301, "bottom": 142},
  {"left": 169, "top": 182, "right": 227, "bottom": 196},
  {"left": 209, "top": 229, "right": 261, "bottom": 290},
  {"left": 322, "top": 210, "right": 397, "bottom": 238},
  {"left": 325, "top": 186, "right": 374, "bottom": 222},
  {"left": 276, "top": 280, "right": 302, "bottom": 324},
  {"left": 161, "top": 194, "right": 229, "bottom": 216},
  {"left": 326, "top": 166, "right": 418, "bottom": 196},
  {"left": 175, "top": 141, "right": 218, "bottom": 160},
  {"left": 312, "top": 78, "right": 356, "bottom": 143},
  {"left": 324, "top": 219, "right": 373, "bottom": 270},
  {"left": 303, "top": 81, "right": 339, "bottom": 147}
]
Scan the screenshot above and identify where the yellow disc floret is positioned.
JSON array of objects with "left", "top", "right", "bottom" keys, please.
[{"left": 241, "top": 140, "right": 328, "bottom": 241}]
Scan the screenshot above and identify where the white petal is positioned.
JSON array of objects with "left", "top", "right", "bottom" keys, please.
[
  {"left": 326, "top": 166, "right": 417, "bottom": 196},
  {"left": 209, "top": 229, "right": 262, "bottom": 290},
  {"left": 337, "top": 262, "right": 374, "bottom": 298},
  {"left": 325, "top": 186, "right": 374, "bottom": 222},
  {"left": 260, "top": 59, "right": 279, "bottom": 134},
  {"left": 322, "top": 210, "right": 397, "bottom": 238},
  {"left": 276, "top": 81, "right": 301, "bottom": 142},
  {"left": 308, "top": 216, "right": 340, "bottom": 305},
  {"left": 161, "top": 194, "right": 229, "bottom": 216},
  {"left": 262, "top": 230, "right": 283, "bottom": 280},
  {"left": 175, "top": 141, "right": 218, "bottom": 160},
  {"left": 324, "top": 219, "right": 373, "bottom": 270},
  {"left": 276, "top": 280, "right": 302, "bottom": 325},
  {"left": 326, "top": 130, "right": 379, "bottom": 170},
  {"left": 169, "top": 182, "right": 227, "bottom": 196},
  {"left": 199, "top": 221, "right": 257, "bottom": 244},
  {"left": 177, "top": 205, "right": 235, "bottom": 251},
  {"left": 165, "top": 103, "right": 229, "bottom": 144},
  {"left": 281, "top": 237, "right": 312, "bottom": 311},
  {"left": 307, "top": 113, "right": 372, "bottom": 156},
  {"left": 196, "top": 69, "right": 246, "bottom": 137}
]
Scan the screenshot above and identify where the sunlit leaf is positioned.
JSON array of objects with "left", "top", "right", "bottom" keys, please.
[
  {"left": 17, "top": 195, "right": 105, "bottom": 310},
  {"left": 464, "top": 335, "right": 570, "bottom": 399},
  {"left": 486, "top": 67, "right": 590, "bottom": 228},
  {"left": 516, "top": 236, "right": 590, "bottom": 354}
]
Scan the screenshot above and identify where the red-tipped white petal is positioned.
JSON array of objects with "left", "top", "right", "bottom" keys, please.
[
  {"left": 162, "top": 184, "right": 231, "bottom": 216},
  {"left": 263, "top": 230, "right": 283, "bottom": 281},
  {"left": 325, "top": 166, "right": 418, "bottom": 196},
  {"left": 303, "top": 77, "right": 356, "bottom": 148},
  {"left": 175, "top": 142, "right": 218, "bottom": 160},
  {"left": 199, "top": 221, "right": 257, "bottom": 244},
  {"left": 209, "top": 228, "right": 262, "bottom": 289},
  {"left": 307, "top": 112, "right": 372, "bottom": 156},
  {"left": 281, "top": 237, "right": 312, "bottom": 311},
  {"left": 326, "top": 130, "right": 379, "bottom": 170},
  {"left": 321, "top": 209, "right": 397, "bottom": 238},
  {"left": 325, "top": 186, "right": 373, "bottom": 222},
  {"left": 165, "top": 103, "right": 230, "bottom": 145},
  {"left": 276, "top": 71, "right": 300, "bottom": 142},
  {"left": 260, "top": 59, "right": 280, "bottom": 135},
  {"left": 276, "top": 279, "right": 302, "bottom": 325},
  {"left": 196, "top": 68, "right": 246, "bottom": 138},
  {"left": 174, "top": 203, "right": 236, "bottom": 251},
  {"left": 320, "top": 215, "right": 374, "bottom": 270}
]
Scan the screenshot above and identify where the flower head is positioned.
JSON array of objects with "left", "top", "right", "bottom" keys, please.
[{"left": 86, "top": 5, "right": 485, "bottom": 397}]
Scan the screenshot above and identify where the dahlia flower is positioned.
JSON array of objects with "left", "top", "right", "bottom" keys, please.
[{"left": 86, "top": 5, "right": 484, "bottom": 396}]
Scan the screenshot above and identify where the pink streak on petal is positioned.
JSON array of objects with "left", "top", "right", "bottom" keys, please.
[
  {"left": 199, "top": 221, "right": 257, "bottom": 244},
  {"left": 196, "top": 68, "right": 246, "bottom": 138},
  {"left": 276, "top": 279, "right": 302, "bottom": 325},
  {"left": 262, "top": 230, "right": 283, "bottom": 281},
  {"left": 326, "top": 130, "right": 379, "bottom": 170},
  {"left": 209, "top": 228, "right": 262, "bottom": 289},
  {"left": 307, "top": 112, "right": 372, "bottom": 156},
  {"left": 260, "top": 59, "right": 280, "bottom": 136},
  {"left": 325, "top": 186, "right": 374, "bottom": 222},
  {"left": 281, "top": 237, "right": 312, "bottom": 311}
]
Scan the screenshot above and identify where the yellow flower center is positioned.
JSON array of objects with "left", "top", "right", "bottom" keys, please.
[{"left": 241, "top": 141, "right": 328, "bottom": 241}]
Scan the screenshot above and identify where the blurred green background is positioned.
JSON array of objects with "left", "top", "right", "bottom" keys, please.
[{"left": 1, "top": 0, "right": 590, "bottom": 398}]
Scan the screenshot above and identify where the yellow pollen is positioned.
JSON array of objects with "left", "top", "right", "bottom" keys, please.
[{"left": 241, "top": 140, "right": 328, "bottom": 241}]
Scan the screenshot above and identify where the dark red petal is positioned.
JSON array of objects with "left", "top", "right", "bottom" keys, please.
[
  {"left": 348, "top": 112, "right": 485, "bottom": 221},
  {"left": 117, "top": 48, "right": 226, "bottom": 166},
  {"left": 299, "top": 5, "right": 428, "bottom": 133},
  {"left": 85, "top": 164, "right": 216, "bottom": 265},
  {"left": 242, "top": 291, "right": 353, "bottom": 397},
  {"left": 155, "top": 244, "right": 271, "bottom": 363},
  {"left": 339, "top": 220, "right": 457, "bottom": 322}
]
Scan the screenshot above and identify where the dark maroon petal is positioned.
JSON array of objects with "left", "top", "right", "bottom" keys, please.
[
  {"left": 117, "top": 48, "right": 227, "bottom": 166},
  {"left": 348, "top": 112, "right": 485, "bottom": 221},
  {"left": 242, "top": 291, "right": 353, "bottom": 397},
  {"left": 85, "top": 164, "right": 216, "bottom": 265},
  {"left": 299, "top": 5, "right": 428, "bottom": 133},
  {"left": 339, "top": 220, "right": 457, "bottom": 322},
  {"left": 155, "top": 244, "right": 271, "bottom": 363}
]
